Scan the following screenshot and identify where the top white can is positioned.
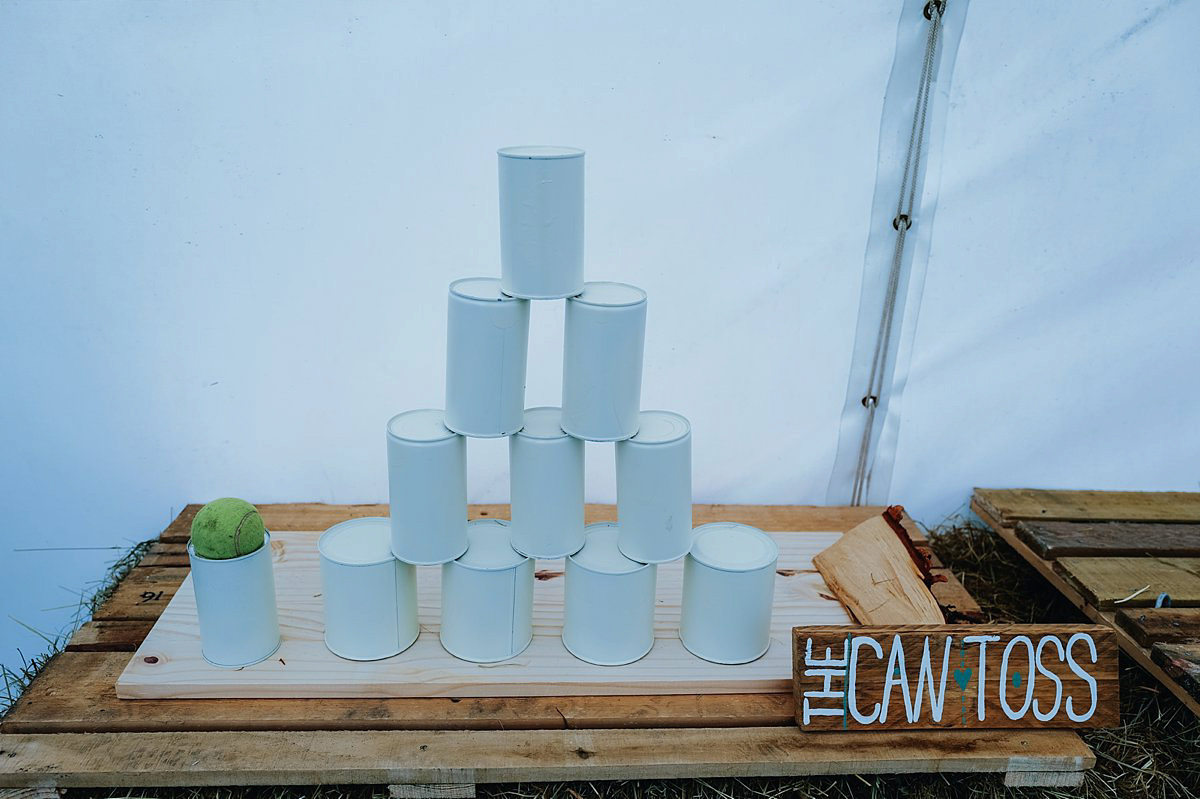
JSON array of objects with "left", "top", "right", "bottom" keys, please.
[{"left": 498, "top": 146, "right": 585, "bottom": 300}]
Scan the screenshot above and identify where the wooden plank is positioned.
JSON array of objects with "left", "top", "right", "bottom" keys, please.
[
  {"left": 0, "top": 651, "right": 795, "bottom": 733},
  {"left": 89, "top": 567, "right": 187, "bottom": 621},
  {"left": 813, "top": 517, "right": 943, "bottom": 625},
  {"left": 1055, "top": 557, "right": 1200, "bottom": 609},
  {"left": 136, "top": 542, "right": 189, "bottom": 568},
  {"left": 64, "top": 621, "right": 153, "bottom": 652},
  {"left": 974, "top": 488, "right": 1200, "bottom": 525},
  {"left": 1004, "top": 770, "right": 1084, "bottom": 787},
  {"left": 158, "top": 504, "right": 888, "bottom": 542},
  {"left": 390, "top": 785, "right": 475, "bottom": 799},
  {"left": 793, "top": 626, "right": 1118, "bottom": 730},
  {"left": 1015, "top": 520, "right": 1200, "bottom": 559},
  {"left": 0, "top": 728, "right": 1094, "bottom": 787},
  {"left": 972, "top": 498, "right": 1200, "bottom": 718},
  {"left": 117, "top": 531, "right": 853, "bottom": 699},
  {"left": 1151, "top": 643, "right": 1200, "bottom": 707},
  {"left": 1114, "top": 608, "right": 1200, "bottom": 648}
]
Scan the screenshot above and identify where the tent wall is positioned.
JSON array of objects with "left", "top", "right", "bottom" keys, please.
[{"left": 1, "top": 0, "right": 1196, "bottom": 671}]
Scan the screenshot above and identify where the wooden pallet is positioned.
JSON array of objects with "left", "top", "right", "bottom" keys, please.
[
  {"left": 973, "top": 488, "right": 1200, "bottom": 719},
  {"left": 0, "top": 504, "right": 1093, "bottom": 790}
]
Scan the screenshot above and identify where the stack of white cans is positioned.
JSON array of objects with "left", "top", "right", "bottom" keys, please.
[{"left": 315, "top": 146, "right": 777, "bottom": 667}]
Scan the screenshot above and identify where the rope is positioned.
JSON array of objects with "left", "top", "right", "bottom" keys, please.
[{"left": 851, "top": 1, "right": 945, "bottom": 505}]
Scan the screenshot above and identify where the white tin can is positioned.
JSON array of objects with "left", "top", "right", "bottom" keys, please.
[
  {"left": 680, "top": 523, "right": 779, "bottom": 665},
  {"left": 440, "top": 519, "right": 534, "bottom": 663},
  {"left": 387, "top": 409, "right": 468, "bottom": 565},
  {"left": 444, "top": 277, "right": 530, "bottom": 438},
  {"left": 498, "top": 145, "right": 585, "bottom": 300},
  {"left": 563, "top": 522, "right": 657, "bottom": 666},
  {"left": 319, "top": 517, "right": 419, "bottom": 661},
  {"left": 509, "top": 406, "right": 585, "bottom": 559},
  {"left": 616, "top": 410, "right": 692, "bottom": 563},
  {"left": 561, "top": 282, "right": 647, "bottom": 441},
  {"left": 188, "top": 532, "right": 281, "bottom": 668}
]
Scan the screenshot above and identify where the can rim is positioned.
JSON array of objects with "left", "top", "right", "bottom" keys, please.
[
  {"left": 621, "top": 410, "right": 691, "bottom": 446},
  {"left": 568, "top": 281, "right": 647, "bottom": 308},
  {"left": 497, "top": 145, "right": 584, "bottom": 160},
  {"left": 515, "top": 406, "right": 570, "bottom": 440},
  {"left": 562, "top": 636, "right": 654, "bottom": 667},
  {"left": 318, "top": 517, "right": 396, "bottom": 567},
  {"left": 448, "top": 519, "right": 530, "bottom": 572},
  {"left": 187, "top": 530, "right": 271, "bottom": 563},
  {"left": 687, "top": 523, "right": 779, "bottom": 573},
  {"left": 387, "top": 409, "right": 458, "bottom": 443},
  {"left": 450, "top": 276, "right": 524, "bottom": 303},
  {"left": 324, "top": 629, "right": 418, "bottom": 662},
  {"left": 569, "top": 523, "right": 652, "bottom": 575}
]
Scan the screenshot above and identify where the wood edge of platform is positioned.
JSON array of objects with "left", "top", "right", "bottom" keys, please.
[{"left": 0, "top": 728, "right": 1094, "bottom": 788}]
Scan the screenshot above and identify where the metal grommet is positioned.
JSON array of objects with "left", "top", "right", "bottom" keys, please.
[
  {"left": 892, "top": 214, "right": 912, "bottom": 231},
  {"left": 924, "top": 1, "right": 945, "bottom": 20},
  {"left": 861, "top": 395, "right": 878, "bottom": 409}
]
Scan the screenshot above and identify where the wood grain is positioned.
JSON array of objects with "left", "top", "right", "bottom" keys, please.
[
  {"left": 117, "top": 530, "right": 852, "bottom": 699},
  {"left": 974, "top": 489, "right": 1200, "bottom": 525},
  {"left": 1114, "top": 608, "right": 1200, "bottom": 648},
  {"left": 0, "top": 728, "right": 1094, "bottom": 788},
  {"left": 813, "top": 517, "right": 944, "bottom": 625},
  {"left": 793, "top": 626, "right": 1118, "bottom": 730},
  {"left": 1015, "top": 520, "right": 1200, "bottom": 559},
  {"left": 65, "top": 621, "right": 154, "bottom": 652},
  {"left": 1055, "top": 557, "right": 1200, "bottom": 608},
  {"left": 1151, "top": 643, "right": 1200, "bottom": 706},
  {"left": 90, "top": 567, "right": 187, "bottom": 621},
  {"left": 1, "top": 651, "right": 796, "bottom": 733}
]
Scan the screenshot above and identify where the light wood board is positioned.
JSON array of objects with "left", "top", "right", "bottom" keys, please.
[{"left": 117, "top": 530, "right": 852, "bottom": 699}]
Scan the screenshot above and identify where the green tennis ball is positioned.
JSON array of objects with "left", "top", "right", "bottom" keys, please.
[{"left": 191, "top": 498, "right": 265, "bottom": 560}]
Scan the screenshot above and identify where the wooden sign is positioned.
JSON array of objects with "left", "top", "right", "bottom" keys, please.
[{"left": 792, "top": 625, "right": 1118, "bottom": 730}]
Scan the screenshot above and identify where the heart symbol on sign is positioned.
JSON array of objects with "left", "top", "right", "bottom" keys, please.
[{"left": 953, "top": 667, "right": 972, "bottom": 690}]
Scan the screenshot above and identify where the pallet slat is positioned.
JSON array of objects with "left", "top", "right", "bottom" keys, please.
[
  {"left": 65, "top": 621, "right": 154, "bottom": 652},
  {"left": 1054, "top": 557, "right": 1200, "bottom": 609},
  {"left": 90, "top": 567, "right": 188, "bottom": 621},
  {"left": 1114, "top": 609, "right": 1200, "bottom": 648},
  {"left": 974, "top": 489, "right": 1200, "bottom": 525},
  {"left": 1151, "top": 643, "right": 1200, "bottom": 707},
  {"left": 0, "top": 651, "right": 794, "bottom": 734},
  {"left": 0, "top": 728, "right": 1093, "bottom": 788},
  {"left": 1015, "top": 520, "right": 1200, "bottom": 558}
]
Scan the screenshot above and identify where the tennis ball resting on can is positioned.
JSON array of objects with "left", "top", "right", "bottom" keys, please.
[{"left": 190, "top": 498, "right": 265, "bottom": 560}]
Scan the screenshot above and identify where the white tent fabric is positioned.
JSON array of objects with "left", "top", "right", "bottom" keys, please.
[{"left": 1, "top": 0, "right": 1197, "bottom": 672}]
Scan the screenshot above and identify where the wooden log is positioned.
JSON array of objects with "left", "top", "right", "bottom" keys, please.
[
  {"left": 1055, "top": 557, "right": 1200, "bottom": 609},
  {"left": 1015, "top": 520, "right": 1200, "bottom": 559},
  {"left": 0, "top": 728, "right": 1094, "bottom": 788},
  {"left": 1114, "top": 608, "right": 1200, "bottom": 648},
  {"left": 813, "top": 517, "right": 944, "bottom": 625},
  {"left": 793, "top": 626, "right": 1118, "bottom": 730},
  {"left": 974, "top": 489, "right": 1200, "bottom": 525}
]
